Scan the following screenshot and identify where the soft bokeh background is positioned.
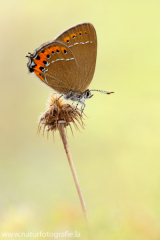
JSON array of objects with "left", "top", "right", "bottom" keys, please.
[{"left": 0, "top": 0, "right": 160, "bottom": 239}]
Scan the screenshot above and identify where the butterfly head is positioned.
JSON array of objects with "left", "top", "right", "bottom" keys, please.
[
  {"left": 63, "top": 89, "right": 93, "bottom": 102},
  {"left": 84, "top": 89, "right": 94, "bottom": 99}
]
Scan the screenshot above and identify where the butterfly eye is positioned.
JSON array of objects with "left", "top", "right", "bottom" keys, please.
[{"left": 85, "top": 90, "right": 91, "bottom": 98}]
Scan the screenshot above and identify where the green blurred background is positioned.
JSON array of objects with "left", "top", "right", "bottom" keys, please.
[{"left": 0, "top": 0, "right": 160, "bottom": 239}]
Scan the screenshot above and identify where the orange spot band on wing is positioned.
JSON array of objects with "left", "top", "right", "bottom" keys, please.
[
  {"left": 34, "top": 58, "right": 45, "bottom": 67},
  {"left": 64, "top": 36, "right": 70, "bottom": 43},
  {"left": 40, "top": 49, "right": 50, "bottom": 59},
  {"left": 61, "top": 47, "right": 67, "bottom": 53},
  {"left": 71, "top": 33, "right": 76, "bottom": 38},
  {"left": 53, "top": 46, "right": 61, "bottom": 52},
  {"left": 48, "top": 47, "right": 55, "bottom": 54},
  {"left": 34, "top": 70, "right": 46, "bottom": 83}
]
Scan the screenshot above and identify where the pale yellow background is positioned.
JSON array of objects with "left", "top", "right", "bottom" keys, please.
[{"left": 0, "top": 0, "right": 160, "bottom": 239}]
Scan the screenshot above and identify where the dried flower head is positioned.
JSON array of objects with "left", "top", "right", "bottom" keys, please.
[{"left": 37, "top": 93, "right": 85, "bottom": 136}]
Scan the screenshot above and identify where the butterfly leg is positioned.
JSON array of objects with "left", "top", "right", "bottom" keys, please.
[
  {"left": 75, "top": 98, "right": 81, "bottom": 113},
  {"left": 50, "top": 94, "right": 63, "bottom": 106},
  {"left": 81, "top": 102, "right": 86, "bottom": 115}
]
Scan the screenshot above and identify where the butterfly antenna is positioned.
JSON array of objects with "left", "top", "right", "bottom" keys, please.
[{"left": 90, "top": 89, "right": 115, "bottom": 94}]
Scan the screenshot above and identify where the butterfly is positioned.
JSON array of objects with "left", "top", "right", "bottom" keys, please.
[{"left": 26, "top": 22, "right": 114, "bottom": 113}]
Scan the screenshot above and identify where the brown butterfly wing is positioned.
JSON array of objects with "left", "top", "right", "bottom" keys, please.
[
  {"left": 28, "top": 23, "right": 97, "bottom": 94},
  {"left": 30, "top": 41, "right": 81, "bottom": 94},
  {"left": 55, "top": 22, "right": 97, "bottom": 93}
]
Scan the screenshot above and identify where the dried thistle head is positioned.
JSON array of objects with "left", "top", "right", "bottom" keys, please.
[{"left": 37, "top": 93, "right": 85, "bottom": 136}]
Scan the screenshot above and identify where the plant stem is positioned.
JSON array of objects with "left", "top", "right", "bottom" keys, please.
[{"left": 59, "top": 123, "right": 88, "bottom": 221}]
